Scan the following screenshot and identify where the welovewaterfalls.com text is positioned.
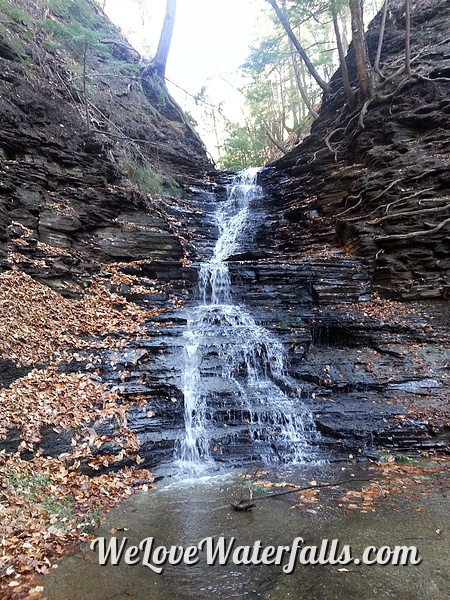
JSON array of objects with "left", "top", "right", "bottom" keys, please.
[{"left": 90, "top": 536, "right": 422, "bottom": 574}]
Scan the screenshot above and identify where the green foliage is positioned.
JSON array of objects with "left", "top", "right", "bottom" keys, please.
[
  {"left": 120, "top": 63, "right": 141, "bottom": 77},
  {"left": 124, "top": 158, "right": 179, "bottom": 198},
  {"left": 219, "top": 0, "right": 349, "bottom": 166},
  {"left": 43, "top": 0, "right": 112, "bottom": 59},
  {"left": 74, "top": 506, "right": 103, "bottom": 534},
  {"left": 392, "top": 454, "right": 419, "bottom": 465},
  {"left": 4, "top": 470, "right": 52, "bottom": 500},
  {"left": 0, "top": 1, "right": 30, "bottom": 24},
  {"left": 164, "top": 177, "right": 181, "bottom": 197},
  {"left": 378, "top": 453, "right": 419, "bottom": 464},
  {"left": 41, "top": 38, "right": 60, "bottom": 53},
  {"left": 5, "top": 469, "right": 103, "bottom": 532},
  {"left": 219, "top": 123, "right": 266, "bottom": 170},
  {"left": 5, "top": 470, "right": 73, "bottom": 529},
  {"left": 41, "top": 496, "right": 75, "bottom": 528},
  {"left": 148, "top": 75, "right": 170, "bottom": 108},
  {"left": 0, "top": 1, "right": 33, "bottom": 64},
  {"left": 3, "top": 35, "right": 27, "bottom": 58},
  {"left": 48, "top": 0, "right": 102, "bottom": 28},
  {"left": 242, "top": 479, "right": 268, "bottom": 498},
  {"left": 125, "top": 160, "right": 164, "bottom": 197}
]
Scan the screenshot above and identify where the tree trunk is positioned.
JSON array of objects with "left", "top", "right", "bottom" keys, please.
[
  {"left": 331, "top": 0, "right": 355, "bottom": 107},
  {"left": 263, "top": 126, "right": 289, "bottom": 154},
  {"left": 405, "top": 0, "right": 411, "bottom": 76},
  {"left": 281, "top": 0, "right": 319, "bottom": 120},
  {"left": 348, "top": 0, "right": 373, "bottom": 101},
  {"left": 266, "top": 0, "right": 331, "bottom": 96},
  {"left": 374, "top": 0, "right": 389, "bottom": 73},
  {"left": 152, "top": 0, "right": 177, "bottom": 79}
]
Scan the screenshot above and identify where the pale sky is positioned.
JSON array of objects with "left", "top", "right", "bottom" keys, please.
[{"left": 104, "top": 0, "right": 267, "bottom": 159}]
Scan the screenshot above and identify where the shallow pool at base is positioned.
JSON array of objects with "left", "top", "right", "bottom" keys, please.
[{"left": 43, "top": 462, "right": 449, "bottom": 600}]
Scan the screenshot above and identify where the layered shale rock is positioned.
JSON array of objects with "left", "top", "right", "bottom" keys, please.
[
  {"left": 0, "top": 0, "right": 448, "bottom": 468},
  {"left": 0, "top": 0, "right": 212, "bottom": 291},
  {"left": 252, "top": 0, "right": 450, "bottom": 455},
  {"left": 263, "top": 0, "right": 450, "bottom": 301},
  {"left": 0, "top": 0, "right": 213, "bottom": 465}
]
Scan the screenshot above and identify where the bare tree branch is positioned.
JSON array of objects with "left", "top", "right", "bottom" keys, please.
[
  {"left": 263, "top": 126, "right": 289, "bottom": 154},
  {"left": 231, "top": 478, "right": 383, "bottom": 508}
]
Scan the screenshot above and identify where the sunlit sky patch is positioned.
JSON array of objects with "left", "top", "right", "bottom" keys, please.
[{"left": 104, "top": 0, "right": 267, "bottom": 159}]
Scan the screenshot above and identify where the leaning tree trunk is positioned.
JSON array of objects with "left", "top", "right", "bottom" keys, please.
[
  {"left": 266, "top": 0, "right": 331, "bottom": 96},
  {"left": 152, "top": 0, "right": 177, "bottom": 79},
  {"left": 281, "top": 0, "right": 319, "bottom": 120},
  {"left": 374, "top": 0, "right": 389, "bottom": 73}
]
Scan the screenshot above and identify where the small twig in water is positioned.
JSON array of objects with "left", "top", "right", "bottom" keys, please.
[{"left": 230, "top": 478, "right": 379, "bottom": 511}]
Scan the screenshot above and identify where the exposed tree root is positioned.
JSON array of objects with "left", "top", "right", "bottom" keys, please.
[
  {"left": 341, "top": 177, "right": 404, "bottom": 222},
  {"left": 358, "top": 98, "right": 372, "bottom": 129},
  {"left": 368, "top": 201, "right": 450, "bottom": 225},
  {"left": 335, "top": 193, "right": 363, "bottom": 218},
  {"left": 418, "top": 74, "right": 450, "bottom": 82},
  {"left": 375, "top": 216, "right": 450, "bottom": 241},
  {"left": 325, "top": 127, "right": 345, "bottom": 158},
  {"left": 339, "top": 169, "right": 438, "bottom": 224},
  {"left": 373, "top": 188, "right": 436, "bottom": 217}
]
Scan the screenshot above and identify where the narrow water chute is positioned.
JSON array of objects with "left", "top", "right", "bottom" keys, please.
[{"left": 177, "top": 168, "right": 315, "bottom": 470}]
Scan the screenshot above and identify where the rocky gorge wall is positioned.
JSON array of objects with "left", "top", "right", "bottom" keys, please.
[
  {"left": 143, "top": 172, "right": 449, "bottom": 463},
  {"left": 264, "top": 0, "right": 450, "bottom": 301},
  {"left": 0, "top": 0, "right": 214, "bottom": 468},
  {"left": 251, "top": 0, "right": 450, "bottom": 456},
  {"left": 158, "top": 0, "right": 449, "bottom": 462},
  {"left": 0, "top": 0, "right": 448, "bottom": 473},
  {"left": 0, "top": 0, "right": 212, "bottom": 290}
]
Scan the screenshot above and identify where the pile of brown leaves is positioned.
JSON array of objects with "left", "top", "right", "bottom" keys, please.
[
  {"left": 0, "top": 270, "right": 149, "bottom": 365},
  {"left": 0, "top": 451, "right": 152, "bottom": 598},
  {"left": 326, "top": 296, "right": 412, "bottom": 328},
  {"left": 0, "top": 366, "right": 121, "bottom": 450},
  {"left": 0, "top": 265, "right": 172, "bottom": 598}
]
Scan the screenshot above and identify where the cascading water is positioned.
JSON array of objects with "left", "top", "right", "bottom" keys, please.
[{"left": 177, "top": 168, "right": 315, "bottom": 470}]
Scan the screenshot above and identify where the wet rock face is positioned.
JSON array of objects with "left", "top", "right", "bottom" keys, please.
[
  {"left": 100, "top": 262, "right": 449, "bottom": 467},
  {"left": 96, "top": 172, "right": 448, "bottom": 469},
  {"left": 234, "top": 0, "right": 450, "bottom": 458},
  {"left": 29, "top": 169, "right": 446, "bottom": 469},
  {"left": 0, "top": 0, "right": 448, "bottom": 469}
]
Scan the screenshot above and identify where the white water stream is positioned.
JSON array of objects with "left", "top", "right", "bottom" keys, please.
[{"left": 177, "top": 168, "right": 315, "bottom": 470}]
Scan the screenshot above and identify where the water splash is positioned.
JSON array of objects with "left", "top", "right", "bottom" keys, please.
[{"left": 177, "top": 168, "right": 315, "bottom": 471}]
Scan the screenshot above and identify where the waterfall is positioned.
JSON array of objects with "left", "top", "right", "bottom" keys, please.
[{"left": 177, "top": 168, "right": 315, "bottom": 470}]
